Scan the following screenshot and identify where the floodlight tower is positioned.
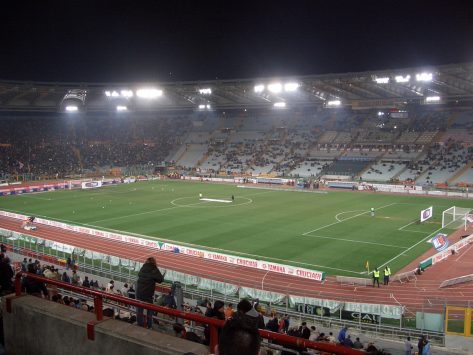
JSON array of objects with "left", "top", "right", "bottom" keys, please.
[{"left": 60, "top": 89, "right": 87, "bottom": 113}]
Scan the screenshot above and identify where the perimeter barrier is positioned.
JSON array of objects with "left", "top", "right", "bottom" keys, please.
[{"left": 10, "top": 273, "right": 363, "bottom": 355}]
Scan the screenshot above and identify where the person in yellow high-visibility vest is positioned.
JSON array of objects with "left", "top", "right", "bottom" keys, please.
[
  {"left": 372, "top": 268, "right": 380, "bottom": 288},
  {"left": 383, "top": 266, "right": 391, "bottom": 285}
]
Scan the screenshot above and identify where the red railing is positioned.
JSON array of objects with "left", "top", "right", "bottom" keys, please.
[{"left": 13, "top": 273, "right": 363, "bottom": 355}]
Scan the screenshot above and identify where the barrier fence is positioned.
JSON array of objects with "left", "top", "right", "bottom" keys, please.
[
  {"left": 9, "top": 272, "right": 363, "bottom": 355},
  {"left": 445, "top": 306, "right": 473, "bottom": 337},
  {"left": 3, "top": 242, "right": 446, "bottom": 346}
]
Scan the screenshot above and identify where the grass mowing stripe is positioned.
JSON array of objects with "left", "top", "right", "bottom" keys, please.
[
  {"left": 302, "top": 202, "right": 397, "bottom": 235},
  {"left": 2, "top": 180, "right": 472, "bottom": 277},
  {"left": 378, "top": 220, "right": 461, "bottom": 269},
  {"left": 88, "top": 201, "right": 212, "bottom": 223},
  {"left": 0, "top": 206, "right": 362, "bottom": 274},
  {"left": 298, "top": 234, "right": 408, "bottom": 249}
]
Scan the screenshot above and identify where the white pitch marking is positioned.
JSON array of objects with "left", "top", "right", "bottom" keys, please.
[
  {"left": 398, "top": 220, "right": 417, "bottom": 231},
  {"left": 335, "top": 210, "right": 365, "bottom": 222},
  {"left": 299, "top": 234, "right": 408, "bottom": 249},
  {"left": 302, "top": 202, "right": 397, "bottom": 236},
  {"left": 199, "top": 198, "right": 232, "bottom": 203},
  {"left": 378, "top": 224, "right": 449, "bottom": 269},
  {"left": 0, "top": 207, "right": 360, "bottom": 274}
]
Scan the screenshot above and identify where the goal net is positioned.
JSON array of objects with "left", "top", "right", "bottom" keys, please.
[{"left": 442, "top": 206, "right": 472, "bottom": 230}]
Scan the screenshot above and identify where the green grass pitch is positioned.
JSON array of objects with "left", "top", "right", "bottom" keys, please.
[{"left": 0, "top": 180, "right": 470, "bottom": 276}]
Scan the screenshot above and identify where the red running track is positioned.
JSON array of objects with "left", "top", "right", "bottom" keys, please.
[{"left": 1, "top": 215, "right": 472, "bottom": 315}]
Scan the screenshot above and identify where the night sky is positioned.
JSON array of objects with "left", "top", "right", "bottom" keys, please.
[{"left": 0, "top": 0, "right": 472, "bottom": 83}]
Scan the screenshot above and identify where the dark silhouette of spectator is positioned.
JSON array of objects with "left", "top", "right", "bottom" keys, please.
[
  {"left": 136, "top": 256, "right": 164, "bottom": 328},
  {"left": 21, "top": 264, "right": 48, "bottom": 298},
  {"left": 215, "top": 316, "right": 261, "bottom": 355},
  {"left": 236, "top": 299, "right": 265, "bottom": 329}
]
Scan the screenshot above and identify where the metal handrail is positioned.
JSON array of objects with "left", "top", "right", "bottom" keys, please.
[
  {"left": 5, "top": 243, "right": 445, "bottom": 345},
  {"left": 14, "top": 273, "right": 363, "bottom": 355}
]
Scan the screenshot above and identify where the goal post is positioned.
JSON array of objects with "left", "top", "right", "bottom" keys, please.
[{"left": 442, "top": 206, "right": 472, "bottom": 230}]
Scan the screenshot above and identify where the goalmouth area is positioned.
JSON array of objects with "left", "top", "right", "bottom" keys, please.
[{"left": 0, "top": 179, "right": 472, "bottom": 278}]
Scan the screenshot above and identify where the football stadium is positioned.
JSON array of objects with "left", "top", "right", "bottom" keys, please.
[
  {"left": 1, "top": 3, "right": 473, "bottom": 355},
  {"left": 1, "top": 63, "right": 473, "bottom": 354}
]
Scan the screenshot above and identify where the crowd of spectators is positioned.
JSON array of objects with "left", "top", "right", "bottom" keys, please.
[
  {"left": 0, "top": 114, "right": 188, "bottom": 178},
  {"left": 1, "top": 107, "right": 472, "bottom": 181},
  {"left": 0, "top": 247, "right": 420, "bottom": 354}
]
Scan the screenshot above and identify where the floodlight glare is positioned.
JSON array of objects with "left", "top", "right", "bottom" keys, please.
[
  {"left": 116, "top": 105, "right": 128, "bottom": 111},
  {"left": 374, "top": 77, "right": 390, "bottom": 84},
  {"left": 327, "top": 100, "right": 341, "bottom": 106},
  {"left": 254, "top": 84, "right": 265, "bottom": 93},
  {"left": 425, "top": 96, "right": 440, "bottom": 102},
  {"left": 274, "top": 102, "right": 286, "bottom": 108},
  {"left": 416, "top": 72, "right": 433, "bottom": 82},
  {"left": 136, "top": 88, "right": 163, "bottom": 99},
  {"left": 395, "top": 75, "right": 410, "bottom": 83},
  {"left": 206, "top": 104, "right": 211, "bottom": 109},
  {"left": 198, "top": 104, "right": 206, "bottom": 109},
  {"left": 284, "top": 82, "right": 299, "bottom": 92},
  {"left": 377, "top": 111, "right": 385, "bottom": 116},
  {"left": 105, "top": 91, "right": 111, "bottom": 97},
  {"left": 199, "top": 88, "right": 212, "bottom": 95},
  {"left": 120, "top": 90, "right": 133, "bottom": 98},
  {"left": 65, "top": 105, "right": 78, "bottom": 112},
  {"left": 268, "top": 83, "right": 283, "bottom": 93}
]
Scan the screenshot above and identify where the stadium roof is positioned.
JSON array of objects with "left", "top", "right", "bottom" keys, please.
[{"left": 0, "top": 62, "right": 472, "bottom": 112}]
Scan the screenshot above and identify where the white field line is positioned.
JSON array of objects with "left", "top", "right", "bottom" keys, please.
[
  {"left": 454, "top": 243, "right": 473, "bottom": 262},
  {"left": 18, "top": 194, "right": 53, "bottom": 201},
  {"left": 237, "top": 185, "right": 328, "bottom": 194},
  {"left": 0, "top": 207, "right": 360, "bottom": 274},
  {"left": 378, "top": 224, "right": 449, "bottom": 269},
  {"left": 298, "top": 234, "right": 408, "bottom": 249},
  {"left": 302, "top": 202, "right": 397, "bottom": 236},
  {"left": 398, "top": 220, "right": 417, "bottom": 231},
  {"left": 89, "top": 201, "right": 211, "bottom": 224},
  {"left": 400, "top": 229, "right": 430, "bottom": 235},
  {"left": 335, "top": 210, "right": 365, "bottom": 222}
]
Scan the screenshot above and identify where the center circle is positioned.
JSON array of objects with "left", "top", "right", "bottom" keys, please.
[{"left": 171, "top": 196, "right": 252, "bottom": 208}]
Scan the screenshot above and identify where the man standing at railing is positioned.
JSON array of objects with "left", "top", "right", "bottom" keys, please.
[{"left": 136, "top": 256, "right": 165, "bottom": 329}]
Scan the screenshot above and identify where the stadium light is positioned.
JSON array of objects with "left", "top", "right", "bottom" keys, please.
[
  {"left": 377, "top": 111, "right": 385, "bottom": 116},
  {"left": 116, "top": 105, "right": 128, "bottom": 112},
  {"left": 416, "top": 72, "right": 433, "bottom": 82},
  {"left": 254, "top": 84, "right": 265, "bottom": 93},
  {"left": 327, "top": 100, "right": 341, "bottom": 106},
  {"left": 120, "top": 90, "right": 133, "bottom": 98},
  {"left": 284, "top": 82, "right": 299, "bottom": 92},
  {"left": 198, "top": 104, "right": 206, "bottom": 109},
  {"left": 206, "top": 104, "right": 211, "bottom": 109},
  {"left": 274, "top": 102, "right": 286, "bottom": 108},
  {"left": 136, "top": 88, "right": 163, "bottom": 99},
  {"left": 425, "top": 96, "right": 441, "bottom": 102},
  {"left": 374, "top": 77, "right": 390, "bottom": 84},
  {"left": 105, "top": 90, "right": 133, "bottom": 98},
  {"left": 268, "top": 83, "right": 283, "bottom": 93},
  {"left": 65, "top": 105, "right": 78, "bottom": 112},
  {"left": 199, "top": 88, "right": 212, "bottom": 95},
  {"left": 395, "top": 75, "right": 410, "bottom": 83}
]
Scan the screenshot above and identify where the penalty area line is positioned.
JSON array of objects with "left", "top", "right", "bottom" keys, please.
[{"left": 302, "top": 202, "right": 397, "bottom": 236}]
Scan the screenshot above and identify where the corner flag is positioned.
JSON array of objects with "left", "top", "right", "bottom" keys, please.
[{"left": 365, "top": 260, "right": 370, "bottom": 273}]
